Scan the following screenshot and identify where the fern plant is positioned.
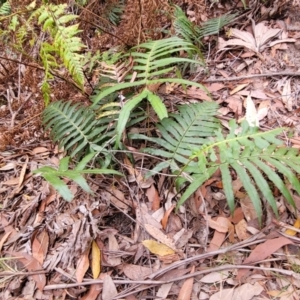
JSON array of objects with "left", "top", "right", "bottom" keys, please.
[
  {"left": 92, "top": 36, "right": 209, "bottom": 147},
  {"left": 130, "top": 102, "right": 300, "bottom": 222},
  {"left": 173, "top": 5, "right": 237, "bottom": 44},
  {"left": 30, "top": 3, "right": 85, "bottom": 104},
  {"left": 0, "top": 1, "right": 10, "bottom": 16},
  {"left": 0, "top": 3, "right": 86, "bottom": 104}
]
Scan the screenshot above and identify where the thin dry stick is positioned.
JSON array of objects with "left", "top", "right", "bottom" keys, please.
[
  {"left": 202, "top": 72, "right": 300, "bottom": 83},
  {"left": 43, "top": 263, "right": 300, "bottom": 292},
  {"left": 0, "top": 270, "right": 47, "bottom": 276}
]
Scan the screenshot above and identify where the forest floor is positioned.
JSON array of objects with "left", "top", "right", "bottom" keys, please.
[{"left": 2, "top": 0, "right": 300, "bottom": 299}]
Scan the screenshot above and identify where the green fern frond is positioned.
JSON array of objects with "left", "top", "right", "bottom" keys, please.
[
  {"left": 173, "top": 5, "right": 202, "bottom": 46},
  {"left": 0, "top": 1, "right": 10, "bottom": 16},
  {"left": 33, "top": 153, "right": 122, "bottom": 202},
  {"left": 43, "top": 100, "right": 117, "bottom": 157},
  {"left": 173, "top": 5, "right": 237, "bottom": 43},
  {"left": 31, "top": 3, "right": 85, "bottom": 90},
  {"left": 15, "top": 25, "right": 28, "bottom": 47},
  {"left": 199, "top": 13, "right": 237, "bottom": 37},
  {"left": 130, "top": 102, "right": 220, "bottom": 175},
  {"left": 106, "top": 1, "right": 124, "bottom": 26}
]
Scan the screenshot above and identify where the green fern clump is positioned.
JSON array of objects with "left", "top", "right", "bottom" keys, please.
[
  {"left": 92, "top": 36, "right": 209, "bottom": 147},
  {"left": 131, "top": 102, "right": 300, "bottom": 222}
]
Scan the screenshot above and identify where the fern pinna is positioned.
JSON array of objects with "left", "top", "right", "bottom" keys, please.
[{"left": 131, "top": 102, "right": 300, "bottom": 221}]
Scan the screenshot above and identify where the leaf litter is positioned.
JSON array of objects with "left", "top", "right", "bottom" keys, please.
[{"left": 2, "top": 1, "right": 300, "bottom": 300}]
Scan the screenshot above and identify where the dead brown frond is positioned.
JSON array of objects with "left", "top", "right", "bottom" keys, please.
[{"left": 116, "top": 0, "right": 171, "bottom": 46}]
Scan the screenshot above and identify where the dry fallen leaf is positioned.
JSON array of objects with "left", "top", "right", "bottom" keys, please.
[
  {"left": 200, "top": 269, "right": 231, "bottom": 283},
  {"left": 146, "top": 184, "right": 161, "bottom": 211},
  {"left": 281, "top": 78, "right": 293, "bottom": 111},
  {"left": 106, "top": 233, "right": 121, "bottom": 266},
  {"left": 161, "top": 204, "right": 175, "bottom": 230},
  {"left": 102, "top": 274, "right": 118, "bottom": 300},
  {"left": 91, "top": 240, "right": 101, "bottom": 279},
  {"left": 156, "top": 282, "right": 173, "bottom": 299},
  {"left": 237, "top": 236, "right": 293, "bottom": 280},
  {"left": 144, "top": 224, "right": 176, "bottom": 250},
  {"left": 240, "top": 195, "right": 258, "bottom": 221},
  {"left": 285, "top": 218, "right": 300, "bottom": 236},
  {"left": 122, "top": 264, "right": 152, "bottom": 280},
  {"left": 235, "top": 219, "right": 251, "bottom": 241},
  {"left": 245, "top": 94, "right": 259, "bottom": 127},
  {"left": 79, "top": 272, "right": 109, "bottom": 300},
  {"left": 0, "top": 230, "right": 12, "bottom": 252},
  {"left": 142, "top": 240, "right": 175, "bottom": 256},
  {"left": 177, "top": 266, "right": 195, "bottom": 300},
  {"left": 232, "top": 282, "right": 264, "bottom": 300},
  {"left": 205, "top": 216, "right": 228, "bottom": 233},
  {"left": 32, "top": 230, "right": 49, "bottom": 265},
  {"left": 10, "top": 252, "right": 46, "bottom": 291},
  {"left": 230, "top": 83, "right": 249, "bottom": 95},
  {"left": 207, "top": 230, "right": 226, "bottom": 252},
  {"left": 76, "top": 249, "right": 90, "bottom": 283}
]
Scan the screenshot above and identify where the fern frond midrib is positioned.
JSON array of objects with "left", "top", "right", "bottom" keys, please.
[{"left": 193, "top": 128, "right": 282, "bottom": 157}]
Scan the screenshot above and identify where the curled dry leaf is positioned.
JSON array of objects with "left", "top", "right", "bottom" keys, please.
[
  {"left": 245, "top": 95, "right": 259, "bottom": 127},
  {"left": 207, "top": 230, "right": 226, "bottom": 252},
  {"left": 161, "top": 204, "right": 175, "bottom": 230},
  {"left": 32, "top": 230, "right": 49, "bottom": 265},
  {"left": 156, "top": 282, "right": 173, "bottom": 299},
  {"left": 235, "top": 219, "right": 251, "bottom": 241},
  {"left": 240, "top": 195, "right": 258, "bottom": 221},
  {"left": 205, "top": 216, "right": 228, "bottom": 233},
  {"left": 285, "top": 218, "right": 300, "bottom": 236},
  {"left": 106, "top": 233, "right": 121, "bottom": 266},
  {"left": 200, "top": 269, "right": 231, "bottom": 283}
]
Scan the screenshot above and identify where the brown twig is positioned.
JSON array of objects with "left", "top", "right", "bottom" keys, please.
[
  {"left": 0, "top": 270, "right": 47, "bottom": 277},
  {"left": 203, "top": 72, "right": 300, "bottom": 83}
]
